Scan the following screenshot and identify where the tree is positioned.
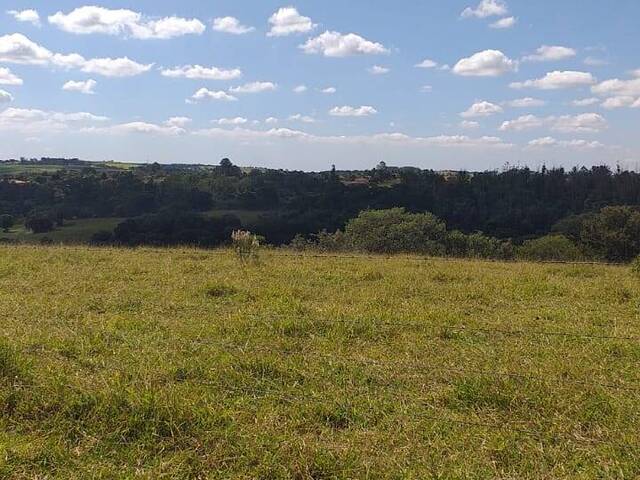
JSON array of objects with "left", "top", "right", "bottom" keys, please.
[
  {"left": 580, "top": 206, "right": 640, "bottom": 261},
  {"left": 345, "top": 208, "right": 447, "bottom": 255},
  {"left": 25, "top": 217, "right": 54, "bottom": 234},
  {"left": 0, "top": 214, "right": 14, "bottom": 233}
]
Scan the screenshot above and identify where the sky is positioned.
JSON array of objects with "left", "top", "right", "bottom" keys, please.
[{"left": 0, "top": 0, "right": 639, "bottom": 171}]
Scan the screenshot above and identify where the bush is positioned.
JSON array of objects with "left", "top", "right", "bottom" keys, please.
[
  {"left": 518, "top": 235, "right": 583, "bottom": 262},
  {"left": 579, "top": 206, "right": 640, "bottom": 262},
  {"left": 0, "top": 214, "right": 14, "bottom": 233},
  {"left": 231, "top": 230, "right": 260, "bottom": 263},
  {"left": 344, "top": 208, "right": 446, "bottom": 255}
]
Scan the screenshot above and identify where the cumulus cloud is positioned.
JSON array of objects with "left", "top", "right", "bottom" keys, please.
[
  {"left": 62, "top": 79, "right": 96, "bottom": 94},
  {"left": 82, "top": 57, "right": 153, "bottom": 77},
  {"left": 452, "top": 50, "right": 517, "bottom": 77},
  {"left": 265, "top": 117, "right": 279, "bottom": 124},
  {"left": 84, "top": 122, "right": 186, "bottom": 136},
  {"left": 500, "top": 113, "right": 607, "bottom": 133},
  {"left": 0, "top": 107, "right": 108, "bottom": 133},
  {"left": 0, "top": 67, "right": 22, "bottom": 86},
  {"left": 212, "top": 16, "right": 254, "bottom": 35},
  {"left": 584, "top": 57, "right": 608, "bottom": 67},
  {"left": 188, "top": 88, "right": 237, "bottom": 102},
  {"left": 415, "top": 59, "right": 438, "bottom": 69},
  {"left": 490, "top": 17, "right": 516, "bottom": 29},
  {"left": 229, "top": 82, "right": 277, "bottom": 94},
  {"left": 164, "top": 117, "right": 191, "bottom": 127},
  {"left": 460, "top": 101, "right": 503, "bottom": 118},
  {"left": 600, "top": 96, "right": 638, "bottom": 109},
  {"left": 368, "top": 65, "right": 390, "bottom": 75},
  {"left": 267, "top": 7, "right": 315, "bottom": 37},
  {"left": 510, "top": 71, "right": 595, "bottom": 90},
  {"left": 300, "top": 31, "right": 389, "bottom": 57},
  {"left": 571, "top": 97, "right": 600, "bottom": 107},
  {"left": 461, "top": 0, "right": 508, "bottom": 18},
  {"left": 506, "top": 97, "right": 546, "bottom": 108},
  {"left": 522, "top": 46, "right": 576, "bottom": 62},
  {"left": 7, "top": 9, "right": 41, "bottom": 26},
  {"left": 0, "top": 90, "right": 13, "bottom": 103},
  {"left": 460, "top": 120, "right": 480, "bottom": 129},
  {"left": 329, "top": 105, "right": 378, "bottom": 117},
  {"left": 592, "top": 77, "right": 640, "bottom": 97},
  {"left": 293, "top": 85, "right": 308, "bottom": 93},
  {"left": 527, "top": 137, "right": 605, "bottom": 149},
  {"left": 48, "top": 6, "right": 205, "bottom": 39},
  {"left": 214, "top": 117, "right": 248, "bottom": 125},
  {"left": 288, "top": 114, "right": 315, "bottom": 123},
  {"left": 161, "top": 65, "right": 242, "bottom": 81},
  {"left": 321, "top": 87, "right": 336, "bottom": 94},
  {"left": 0, "top": 33, "right": 152, "bottom": 77}
]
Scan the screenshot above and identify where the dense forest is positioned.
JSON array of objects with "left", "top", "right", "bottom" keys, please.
[{"left": 1, "top": 157, "right": 640, "bottom": 261}]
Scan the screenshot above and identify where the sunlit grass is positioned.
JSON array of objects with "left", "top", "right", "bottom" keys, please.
[{"left": 0, "top": 245, "right": 639, "bottom": 478}]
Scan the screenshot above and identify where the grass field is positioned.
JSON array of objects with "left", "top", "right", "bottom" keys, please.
[
  {"left": 0, "top": 218, "right": 123, "bottom": 245},
  {"left": 1, "top": 246, "right": 639, "bottom": 478}
]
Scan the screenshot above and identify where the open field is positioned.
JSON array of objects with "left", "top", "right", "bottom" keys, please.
[
  {"left": 0, "top": 218, "right": 123, "bottom": 245},
  {"left": 1, "top": 246, "right": 639, "bottom": 478}
]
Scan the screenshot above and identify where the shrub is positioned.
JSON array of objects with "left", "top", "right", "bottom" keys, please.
[
  {"left": 579, "top": 206, "right": 640, "bottom": 262},
  {"left": 231, "top": 230, "right": 260, "bottom": 262},
  {"left": 344, "top": 208, "right": 446, "bottom": 255},
  {"left": 518, "top": 235, "right": 583, "bottom": 262},
  {"left": 0, "top": 214, "right": 14, "bottom": 233},
  {"left": 25, "top": 216, "right": 54, "bottom": 234}
]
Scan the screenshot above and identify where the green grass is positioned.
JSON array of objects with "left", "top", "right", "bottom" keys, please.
[
  {"left": 0, "top": 246, "right": 639, "bottom": 478},
  {"left": 0, "top": 218, "right": 123, "bottom": 244}
]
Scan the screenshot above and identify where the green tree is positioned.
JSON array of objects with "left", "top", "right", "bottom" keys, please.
[
  {"left": 0, "top": 214, "right": 14, "bottom": 233},
  {"left": 580, "top": 206, "right": 640, "bottom": 261}
]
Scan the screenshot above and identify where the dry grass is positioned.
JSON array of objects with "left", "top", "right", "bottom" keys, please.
[{"left": 0, "top": 245, "right": 639, "bottom": 479}]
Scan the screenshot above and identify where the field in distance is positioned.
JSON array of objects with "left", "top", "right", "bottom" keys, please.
[{"left": 1, "top": 246, "right": 639, "bottom": 478}]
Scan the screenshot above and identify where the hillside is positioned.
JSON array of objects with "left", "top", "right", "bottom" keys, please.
[{"left": 1, "top": 246, "right": 639, "bottom": 478}]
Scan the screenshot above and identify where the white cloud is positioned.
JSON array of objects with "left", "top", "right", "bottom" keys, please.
[
  {"left": 164, "top": 117, "right": 191, "bottom": 127},
  {"left": 84, "top": 122, "right": 185, "bottom": 136},
  {"left": 592, "top": 77, "right": 640, "bottom": 97},
  {"left": 571, "top": 98, "right": 599, "bottom": 107},
  {"left": 460, "top": 101, "right": 503, "bottom": 118},
  {"left": 212, "top": 16, "right": 254, "bottom": 35},
  {"left": 506, "top": 97, "right": 546, "bottom": 108},
  {"left": 229, "top": 82, "right": 277, "bottom": 94},
  {"left": 490, "top": 17, "right": 516, "bottom": 29},
  {"left": 511, "top": 71, "right": 595, "bottom": 90},
  {"left": 583, "top": 57, "right": 608, "bottom": 67},
  {"left": 0, "top": 33, "right": 51, "bottom": 65},
  {"left": 48, "top": 6, "right": 205, "bottom": 39},
  {"left": 0, "top": 34, "right": 152, "bottom": 77},
  {"left": 267, "top": 7, "right": 315, "bottom": 37},
  {"left": 632, "top": 69, "right": 640, "bottom": 78},
  {"left": 420, "top": 85, "right": 433, "bottom": 93},
  {"left": 288, "top": 114, "right": 315, "bottom": 123},
  {"left": 460, "top": 120, "right": 480, "bottom": 129},
  {"left": 189, "top": 88, "right": 237, "bottom": 102},
  {"left": 293, "top": 85, "right": 308, "bottom": 93},
  {"left": 321, "top": 87, "right": 336, "bottom": 94},
  {"left": 0, "top": 90, "right": 13, "bottom": 103},
  {"left": 300, "top": 31, "right": 389, "bottom": 57},
  {"left": 0, "top": 67, "right": 22, "bottom": 86},
  {"left": 415, "top": 59, "right": 438, "bottom": 69},
  {"left": 82, "top": 57, "right": 153, "bottom": 77},
  {"left": 7, "top": 9, "right": 41, "bottom": 26},
  {"left": 0, "top": 107, "right": 108, "bottom": 133},
  {"left": 500, "top": 113, "right": 607, "bottom": 133},
  {"left": 63, "top": 79, "right": 96, "bottom": 94},
  {"left": 527, "top": 137, "right": 605, "bottom": 149},
  {"left": 452, "top": 50, "right": 517, "bottom": 77},
  {"left": 368, "top": 65, "right": 390, "bottom": 75},
  {"left": 161, "top": 65, "right": 242, "bottom": 81},
  {"left": 265, "top": 117, "right": 279, "bottom": 124},
  {"left": 214, "top": 117, "right": 249, "bottom": 125},
  {"left": 523, "top": 46, "right": 576, "bottom": 62},
  {"left": 329, "top": 105, "right": 378, "bottom": 117},
  {"left": 461, "top": 0, "right": 508, "bottom": 18},
  {"left": 601, "top": 96, "right": 638, "bottom": 110}
]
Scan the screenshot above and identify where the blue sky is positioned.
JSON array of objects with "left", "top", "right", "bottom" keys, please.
[{"left": 0, "top": 0, "right": 639, "bottom": 171}]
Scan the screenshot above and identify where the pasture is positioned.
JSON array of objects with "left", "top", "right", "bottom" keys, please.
[{"left": 0, "top": 246, "right": 638, "bottom": 478}]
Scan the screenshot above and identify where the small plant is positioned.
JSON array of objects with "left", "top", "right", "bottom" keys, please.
[
  {"left": 631, "top": 256, "right": 640, "bottom": 277},
  {"left": 231, "top": 230, "right": 260, "bottom": 263}
]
